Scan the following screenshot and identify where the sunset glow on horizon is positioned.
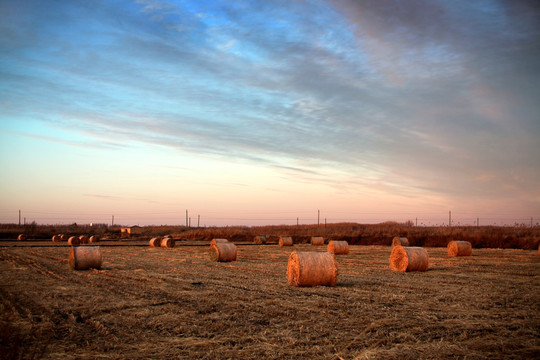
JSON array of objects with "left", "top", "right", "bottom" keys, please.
[{"left": 1, "top": 0, "right": 539, "bottom": 226}]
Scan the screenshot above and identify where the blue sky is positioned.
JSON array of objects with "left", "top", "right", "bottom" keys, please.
[{"left": 1, "top": 0, "right": 539, "bottom": 226}]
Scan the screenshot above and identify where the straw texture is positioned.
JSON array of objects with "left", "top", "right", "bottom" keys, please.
[
  {"left": 311, "top": 237, "right": 324, "bottom": 246},
  {"left": 328, "top": 240, "right": 349, "bottom": 255},
  {"left": 161, "top": 237, "right": 176, "bottom": 248},
  {"left": 209, "top": 243, "right": 237, "bottom": 262},
  {"left": 69, "top": 246, "right": 102, "bottom": 270},
  {"left": 447, "top": 241, "right": 472, "bottom": 257},
  {"left": 149, "top": 237, "right": 161, "bottom": 247},
  {"left": 279, "top": 236, "right": 293, "bottom": 247},
  {"left": 287, "top": 251, "right": 338, "bottom": 287},
  {"left": 392, "top": 237, "right": 409, "bottom": 247},
  {"left": 390, "top": 246, "right": 429, "bottom": 272}
]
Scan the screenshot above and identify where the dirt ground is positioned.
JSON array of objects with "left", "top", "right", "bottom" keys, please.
[{"left": 1, "top": 241, "right": 539, "bottom": 359}]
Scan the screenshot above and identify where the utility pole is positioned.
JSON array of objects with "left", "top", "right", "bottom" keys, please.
[
  {"left": 532, "top": 217, "right": 533, "bottom": 228},
  {"left": 189, "top": 217, "right": 191, "bottom": 227},
  {"left": 449, "top": 211, "right": 452, "bottom": 227},
  {"left": 325, "top": 218, "right": 327, "bottom": 228},
  {"left": 185, "top": 210, "right": 188, "bottom": 227},
  {"left": 19, "top": 210, "right": 21, "bottom": 226},
  {"left": 112, "top": 215, "right": 114, "bottom": 226},
  {"left": 198, "top": 215, "right": 200, "bottom": 228},
  {"left": 477, "top": 217, "right": 479, "bottom": 227},
  {"left": 416, "top": 217, "right": 417, "bottom": 227},
  {"left": 318, "top": 210, "right": 320, "bottom": 227},
  {"left": 297, "top": 217, "right": 299, "bottom": 227}
]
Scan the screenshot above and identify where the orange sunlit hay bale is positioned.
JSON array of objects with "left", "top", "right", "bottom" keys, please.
[
  {"left": 279, "top": 236, "right": 293, "bottom": 247},
  {"left": 311, "top": 237, "right": 324, "bottom": 246},
  {"left": 60, "top": 234, "right": 68, "bottom": 241},
  {"left": 392, "top": 237, "right": 409, "bottom": 247},
  {"left": 160, "top": 237, "right": 176, "bottom": 248},
  {"left": 52, "top": 235, "right": 62, "bottom": 242},
  {"left": 287, "top": 251, "right": 337, "bottom": 287},
  {"left": 149, "top": 237, "right": 161, "bottom": 247},
  {"left": 69, "top": 246, "right": 102, "bottom": 270},
  {"left": 68, "top": 236, "right": 80, "bottom": 246},
  {"left": 89, "top": 235, "right": 99, "bottom": 243},
  {"left": 389, "top": 246, "right": 429, "bottom": 272},
  {"left": 209, "top": 243, "right": 237, "bottom": 262},
  {"left": 79, "top": 235, "right": 89, "bottom": 244},
  {"left": 210, "top": 238, "right": 229, "bottom": 245},
  {"left": 17, "top": 234, "right": 26, "bottom": 241},
  {"left": 447, "top": 240, "right": 472, "bottom": 257},
  {"left": 253, "top": 235, "right": 266, "bottom": 244},
  {"left": 328, "top": 240, "right": 349, "bottom": 255}
]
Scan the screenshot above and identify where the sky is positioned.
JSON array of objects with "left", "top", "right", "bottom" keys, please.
[{"left": 1, "top": 0, "right": 539, "bottom": 226}]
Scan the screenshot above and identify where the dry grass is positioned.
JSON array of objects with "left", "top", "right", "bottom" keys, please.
[{"left": 0, "top": 240, "right": 539, "bottom": 359}]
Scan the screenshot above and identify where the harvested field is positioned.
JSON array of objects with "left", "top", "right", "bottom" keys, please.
[{"left": 1, "top": 241, "right": 539, "bottom": 359}]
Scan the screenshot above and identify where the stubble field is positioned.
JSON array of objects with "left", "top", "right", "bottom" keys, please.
[{"left": 1, "top": 240, "right": 539, "bottom": 359}]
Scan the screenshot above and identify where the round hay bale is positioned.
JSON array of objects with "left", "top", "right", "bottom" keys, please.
[
  {"left": 59, "top": 234, "right": 68, "bottom": 241},
  {"left": 311, "top": 236, "right": 324, "bottom": 246},
  {"left": 253, "top": 235, "right": 266, "bottom": 244},
  {"left": 328, "top": 240, "right": 349, "bottom": 255},
  {"left": 78, "top": 235, "right": 89, "bottom": 244},
  {"left": 68, "top": 236, "right": 80, "bottom": 246},
  {"left": 209, "top": 243, "right": 237, "bottom": 262},
  {"left": 52, "top": 235, "right": 62, "bottom": 242},
  {"left": 390, "top": 246, "right": 429, "bottom": 272},
  {"left": 279, "top": 236, "right": 293, "bottom": 247},
  {"left": 69, "top": 246, "right": 102, "bottom": 270},
  {"left": 163, "top": 234, "right": 173, "bottom": 239},
  {"left": 149, "top": 237, "right": 161, "bottom": 247},
  {"left": 287, "top": 251, "right": 337, "bottom": 287},
  {"left": 88, "top": 235, "right": 99, "bottom": 243},
  {"left": 161, "top": 237, "right": 175, "bottom": 248},
  {"left": 210, "top": 238, "right": 228, "bottom": 245},
  {"left": 392, "top": 237, "right": 409, "bottom": 247},
  {"left": 447, "top": 240, "right": 472, "bottom": 257},
  {"left": 17, "top": 234, "right": 26, "bottom": 241}
]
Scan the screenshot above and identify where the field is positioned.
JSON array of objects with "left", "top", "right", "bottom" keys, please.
[{"left": 1, "top": 238, "right": 539, "bottom": 359}]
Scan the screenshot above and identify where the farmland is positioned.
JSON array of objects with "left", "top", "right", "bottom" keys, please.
[{"left": 1, "top": 235, "right": 539, "bottom": 359}]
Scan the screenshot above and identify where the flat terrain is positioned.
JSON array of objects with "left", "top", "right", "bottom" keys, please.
[{"left": 1, "top": 241, "right": 539, "bottom": 359}]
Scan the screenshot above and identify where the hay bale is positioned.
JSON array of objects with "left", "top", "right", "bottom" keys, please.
[
  {"left": 287, "top": 251, "right": 337, "bottom": 287},
  {"left": 68, "top": 236, "right": 80, "bottom": 246},
  {"left": 52, "top": 235, "right": 62, "bottom": 242},
  {"left": 390, "top": 246, "right": 429, "bottom": 272},
  {"left": 392, "top": 237, "right": 409, "bottom": 247},
  {"left": 60, "top": 234, "right": 68, "bottom": 241},
  {"left": 89, "top": 235, "right": 99, "bottom": 243},
  {"left": 311, "top": 236, "right": 324, "bottom": 246},
  {"left": 17, "top": 234, "right": 26, "bottom": 241},
  {"left": 279, "top": 236, "right": 293, "bottom": 247},
  {"left": 447, "top": 240, "right": 472, "bottom": 257},
  {"left": 210, "top": 238, "right": 228, "bottom": 245},
  {"left": 209, "top": 243, "right": 237, "bottom": 262},
  {"left": 149, "top": 237, "right": 161, "bottom": 247},
  {"left": 79, "top": 235, "right": 89, "bottom": 244},
  {"left": 69, "top": 246, "right": 102, "bottom": 270},
  {"left": 161, "top": 237, "right": 175, "bottom": 248},
  {"left": 253, "top": 235, "right": 266, "bottom": 244},
  {"left": 328, "top": 240, "right": 349, "bottom": 255}
]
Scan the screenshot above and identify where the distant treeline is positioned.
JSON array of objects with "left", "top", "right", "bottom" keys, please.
[{"left": 1, "top": 222, "right": 539, "bottom": 250}]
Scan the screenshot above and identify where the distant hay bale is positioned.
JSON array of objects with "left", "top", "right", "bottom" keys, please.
[
  {"left": 52, "top": 235, "right": 62, "bottom": 242},
  {"left": 149, "top": 237, "right": 161, "bottom": 247},
  {"left": 89, "top": 235, "right": 99, "bottom": 243},
  {"left": 59, "top": 234, "right": 68, "bottom": 241},
  {"left": 253, "top": 235, "right": 266, "bottom": 244},
  {"left": 163, "top": 234, "right": 173, "bottom": 239},
  {"left": 390, "top": 246, "right": 429, "bottom": 272},
  {"left": 328, "top": 240, "right": 349, "bottom": 255},
  {"left": 79, "top": 235, "right": 89, "bottom": 244},
  {"left": 311, "top": 237, "right": 324, "bottom": 246},
  {"left": 287, "top": 251, "right": 337, "bottom": 287},
  {"left": 160, "top": 237, "right": 175, "bottom": 248},
  {"left": 68, "top": 236, "right": 80, "bottom": 246},
  {"left": 69, "top": 246, "right": 102, "bottom": 270},
  {"left": 210, "top": 238, "right": 229, "bottom": 245},
  {"left": 279, "top": 236, "right": 293, "bottom": 247},
  {"left": 392, "top": 237, "right": 409, "bottom": 247},
  {"left": 209, "top": 243, "right": 237, "bottom": 262},
  {"left": 17, "top": 234, "right": 26, "bottom": 241},
  {"left": 447, "top": 241, "right": 472, "bottom": 257}
]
